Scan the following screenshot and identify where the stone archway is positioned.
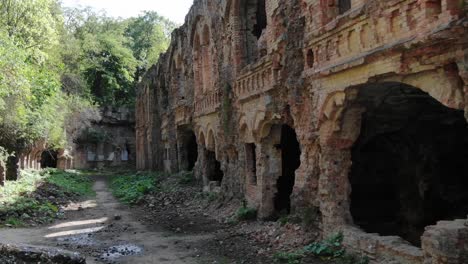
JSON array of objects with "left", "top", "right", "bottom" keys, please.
[
  {"left": 274, "top": 125, "right": 301, "bottom": 215},
  {"left": 319, "top": 82, "right": 468, "bottom": 246},
  {"left": 41, "top": 150, "right": 58, "bottom": 168},
  {"left": 348, "top": 83, "right": 468, "bottom": 246},
  {"left": 177, "top": 126, "right": 198, "bottom": 171}
]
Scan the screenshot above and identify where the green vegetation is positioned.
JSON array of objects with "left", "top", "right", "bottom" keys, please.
[
  {"left": 43, "top": 169, "right": 95, "bottom": 196},
  {"left": 177, "top": 171, "right": 195, "bottom": 185},
  {"left": 273, "top": 251, "right": 303, "bottom": 264},
  {"left": 197, "top": 191, "right": 219, "bottom": 202},
  {"left": 0, "top": 169, "right": 94, "bottom": 227},
  {"left": 304, "top": 232, "right": 346, "bottom": 259},
  {"left": 274, "top": 233, "right": 369, "bottom": 264},
  {"left": 0, "top": 1, "right": 176, "bottom": 173},
  {"left": 61, "top": 8, "right": 176, "bottom": 106},
  {"left": 236, "top": 201, "right": 257, "bottom": 221},
  {"left": 110, "top": 171, "right": 162, "bottom": 204}
]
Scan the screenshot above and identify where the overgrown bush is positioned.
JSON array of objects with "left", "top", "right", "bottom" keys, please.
[
  {"left": 236, "top": 206, "right": 257, "bottom": 221},
  {"left": 110, "top": 172, "right": 161, "bottom": 204}
]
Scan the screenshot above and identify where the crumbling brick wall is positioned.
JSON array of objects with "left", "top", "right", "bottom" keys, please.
[
  {"left": 73, "top": 107, "right": 136, "bottom": 170},
  {"left": 136, "top": 0, "right": 468, "bottom": 263}
]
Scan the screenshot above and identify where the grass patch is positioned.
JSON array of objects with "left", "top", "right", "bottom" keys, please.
[
  {"left": 274, "top": 251, "right": 303, "bottom": 264},
  {"left": 0, "top": 169, "right": 94, "bottom": 227},
  {"left": 274, "top": 233, "right": 369, "bottom": 264},
  {"left": 236, "top": 201, "right": 257, "bottom": 221},
  {"left": 43, "top": 169, "right": 94, "bottom": 196},
  {"left": 110, "top": 171, "right": 162, "bottom": 204},
  {"left": 177, "top": 171, "right": 195, "bottom": 185}
]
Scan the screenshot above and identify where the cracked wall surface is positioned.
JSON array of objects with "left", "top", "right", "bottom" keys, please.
[{"left": 135, "top": 0, "right": 468, "bottom": 263}]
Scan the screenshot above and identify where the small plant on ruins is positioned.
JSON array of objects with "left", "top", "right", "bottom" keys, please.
[
  {"left": 278, "top": 214, "right": 290, "bottom": 226},
  {"left": 236, "top": 200, "right": 257, "bottom": 221},
  {"left": 304, "top": 232, "right": 346, "bottom": 258},
  {"left": 273, "top": 233, "right": 369, "bottom": 264},
  {"left": 273, "top": 251, "right": 303, "bottom": 264},
  {"left": 304, "top": 232, "right": 369, "bottom": 264},
  {"left": 177, "top": 171, "right": 195, "bottom": 185},
  {"left": 236, "top": 206, "right": 257, "bottom": 220},
  {"left": 197, "top": 191, "right": 219, "bottom": 202}
]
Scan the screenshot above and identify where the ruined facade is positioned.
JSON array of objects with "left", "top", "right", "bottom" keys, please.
[
  {"left": 73, "top": 107, "right": 136, "bottom": 170},
  {"left": 136, "top": 0, "right": 468, "bottom": 263}
]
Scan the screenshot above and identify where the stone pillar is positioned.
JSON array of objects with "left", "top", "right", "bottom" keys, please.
[
  {"left": 422, "top": 219, "right": 468, "bottom": 264},
  {"left": 0, "top": 162, "right": 5, "bottom": 186}
]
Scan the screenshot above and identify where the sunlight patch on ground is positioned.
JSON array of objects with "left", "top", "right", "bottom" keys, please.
[
  {"left": 63, "top": 199, "right": 98, "bottom": 211},
  {"left": 49, "top": 217, "right": 108, "bottom": 229},
  {"left": 45, "top": 226, "right": 104, "bottom": 238}
]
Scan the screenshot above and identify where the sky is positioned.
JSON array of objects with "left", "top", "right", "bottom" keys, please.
[{"left": 61, "top": 0, "right": 194, "bottom": 24}]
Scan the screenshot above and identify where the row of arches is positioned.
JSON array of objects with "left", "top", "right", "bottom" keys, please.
[
  {"left": 175, "top": 77, "right": 467, "bottom": 248},
  {"left": 217, "top": 79, "right": 467, "bottom": 247}
]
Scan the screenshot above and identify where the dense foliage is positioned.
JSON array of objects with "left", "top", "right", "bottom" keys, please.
[
  {"left": 110, "top": 171, "right": 161, "bottom": 204},
  {"left": 61, "top": 8, "right": 176, "bottom": 106},
  {"left": 0, "top": 0, "right": 175, "bottom": 164},
  {"left": 0, "top": 169, "right": 94, "bottom": 227}
]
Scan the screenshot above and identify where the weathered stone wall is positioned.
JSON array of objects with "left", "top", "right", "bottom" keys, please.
[
  {"left": 74, "top": 107, "right": 136, "bottom": 170},
  {"left": 136, "top": 0, "right": 468, "bottom": 263}
]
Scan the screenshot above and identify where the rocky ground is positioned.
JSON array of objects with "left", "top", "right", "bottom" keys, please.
[
  {"left": 133, "top": 173, "right": 323, "bottom": 264},
  {"left": 0, "top": 173, "right": 349, "bottom": 264}
]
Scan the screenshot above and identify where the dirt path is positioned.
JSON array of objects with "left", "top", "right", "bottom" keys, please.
[{"left": 0, "top": 176, "right": 209, "bottom": 263}]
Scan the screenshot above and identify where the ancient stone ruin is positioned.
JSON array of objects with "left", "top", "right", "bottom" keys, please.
[
  {"left": 136, "top": 0, "right": 468, "bottom": 263},
  {"left": 73, "top": 107, "right": 136, "bottom": 170}
]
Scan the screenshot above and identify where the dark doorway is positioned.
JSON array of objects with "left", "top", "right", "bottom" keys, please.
[
  {"left": 252, "top": 0, "right": 267, "bottom": 39},
  {"left": 178, "top": 128, "right": 198, "bottom": 171},
  {"left": 349, "top": 83, "right": 468, "bottom": 246},
  {"left": 41, "top": 150, "right": 58, "bottom": 168},
  {"left": 206, "top": 150, "right": 223, "bottom": 182},
  {"left": 339, "top": 0, "right": 351, "bottom": 14},
  {"left": 245, "top": 143, "right": 257, "bottom": 185},
  {"left": 187, "top": 132, "right": 198, "bottom": 170},
  {"left": 274, "top": 125, "right": 301, "bottom": 214}
]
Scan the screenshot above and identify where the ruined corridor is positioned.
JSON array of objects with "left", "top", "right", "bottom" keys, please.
[{"left": 135, "top": 0, "right": 468, "bottom": 263}]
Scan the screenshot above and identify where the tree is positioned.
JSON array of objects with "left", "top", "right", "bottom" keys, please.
[
  {"left": 126, "top": 11, "right": 177, "bottom": 81},
  {"left": 0, "top": 0, "right": 62, "bottom": 61}
]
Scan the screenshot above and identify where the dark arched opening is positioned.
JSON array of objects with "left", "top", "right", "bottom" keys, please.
[
  {"left": 252, "top": 0, "right": 266, "bottom": 39},
  {"left": 274, "top": 125, "right": 301, "bottom": 214},
  {"left": 177, "top": 127, "right": 199, "bottom": 171},
  {"left": 349, "top": 83, "right": 468, "bottom": 246},
  {"left": 187, "top": 132, "right": 198, "bottom": 170},
  {"left": 242, "top": 0, "right": 268, "bottom": 63},
  {"left": 41, "top": 150, "right": 58, "bottom": 168},
  {"left": 206, "top": 150, "right": 223, "bottom": 182}
]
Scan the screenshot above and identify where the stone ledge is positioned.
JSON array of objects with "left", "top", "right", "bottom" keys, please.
[{"left": 0, "top": 243, "right": 86, "bottom": 264}]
